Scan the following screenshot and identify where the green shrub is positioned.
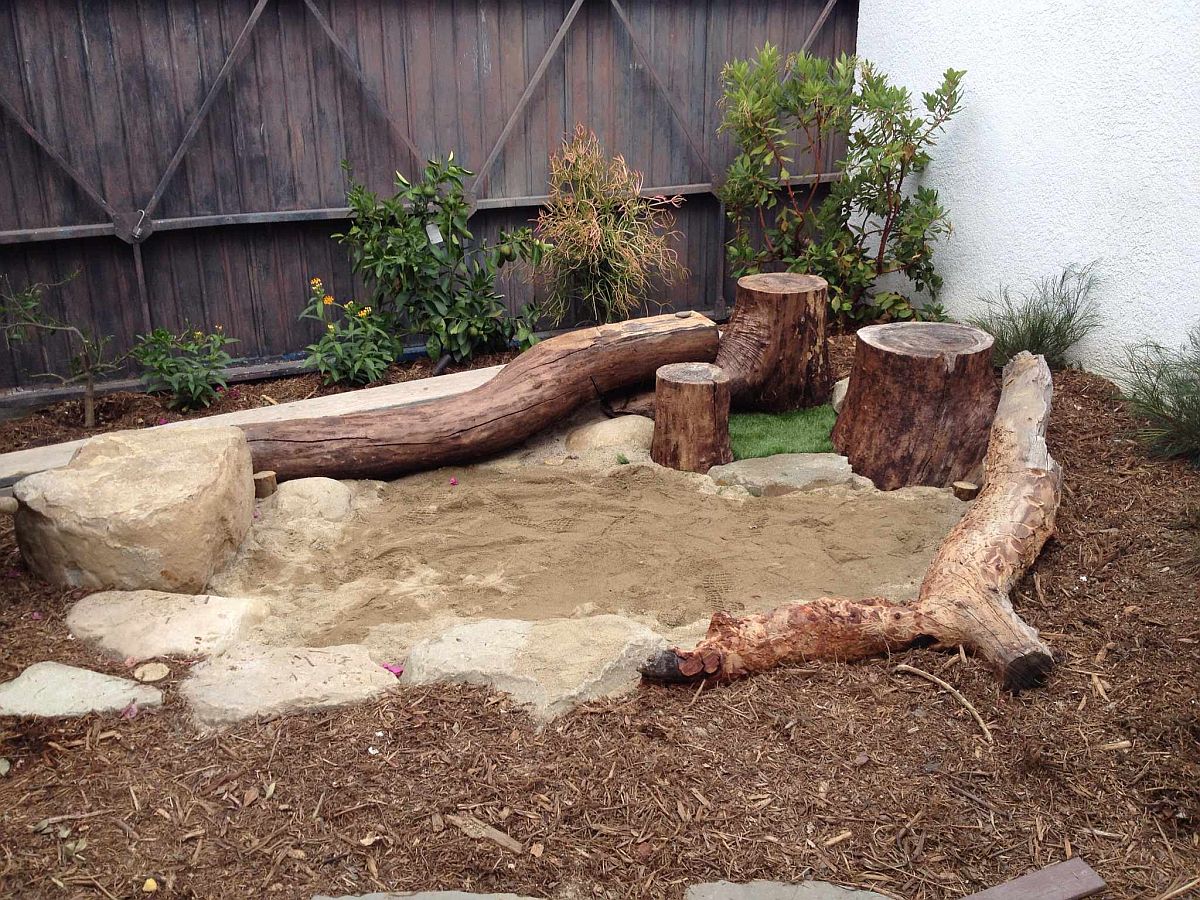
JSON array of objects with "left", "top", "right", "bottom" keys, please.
[
  {"left": 1118, "top": 325, "right": 1200, "bottom": 466},
  {"left": 534, "top": 125, "right": 686, "bottom": 325},
  {"left": 728, "top": 405, "right": 837, "bottom": 460},
  {"left": 719, "top": 44, "right": 964, "bottom": 324},
  {"left": 0, "top": 274, "right": 126, "bottom": 427},
  {"left": 968, "top": 263, "right": 1104, "bottom": 369},
  {"left": 133, "top": 325, "right": 237, "bottom": 410},
  {"left": 301, "top": 277, "right": 396, "bottom": 385},
  {"left": 335, "top": 156, "right": 547, "bottom": 362}
]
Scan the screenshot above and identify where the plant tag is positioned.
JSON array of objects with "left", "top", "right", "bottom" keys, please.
[{"left": 425, "top": 223, "right": 444, "bottom": 245}]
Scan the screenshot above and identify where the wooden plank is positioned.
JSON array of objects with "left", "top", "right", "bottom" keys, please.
[{"left": 962, "top": 858, "right": 1105, "bottom": 900}]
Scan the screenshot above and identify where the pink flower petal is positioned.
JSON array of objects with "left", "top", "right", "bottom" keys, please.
[
  {"left": 29, "top": 611, "right": 43, "bottom": 621},
  {"left": 120, "top": 702, "right": 139, "bottom": 720},
  {"left": 380, "top": 662, "right": 404, "bottom": 677},
  {"left": 448, "top": 477, "right": 459, "bottom": 486}
]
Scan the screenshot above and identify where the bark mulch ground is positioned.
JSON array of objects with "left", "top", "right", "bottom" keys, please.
[{"left": 0, "top": 357, "right": 1198, "bottom": 899}]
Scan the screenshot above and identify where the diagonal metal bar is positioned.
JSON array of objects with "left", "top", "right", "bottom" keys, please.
[
  {"left": 300, "top": 0, "right": 423, "bottom": 173},
  {"left": 801, "top": 0, "right": 841, "bottom": 52},
  {"left": 0, "top": 90, "right": 117, "bottom": 220},
  {"left": 141, "top": 0, "right": 271, "bottom": 226},
  {"left": 471, "top": 0, "right": 587, "bottom": 195},
  {"left": 609, "top": 0, "right": 715, "bottom": 185}
]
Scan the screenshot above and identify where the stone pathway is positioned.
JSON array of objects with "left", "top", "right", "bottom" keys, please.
[{"left": 0, "top": 662, "right": 161, "bottom": 717}]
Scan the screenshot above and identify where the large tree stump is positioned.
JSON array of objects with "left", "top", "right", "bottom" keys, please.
[
  {"left": 244, "top": 312, "right": 718, "bottom": 481},
  {"left": 650, "top": 362, "right": 733, "bottom": 473},
  {"left": 715, "top": 272, "right": 832, "bottom": 411},
  {"left": 832, "top": 322, "right": 999, "bottom": 490},
  {"left": 642, "top": 352, "right": 1059, "bottom": 692}
]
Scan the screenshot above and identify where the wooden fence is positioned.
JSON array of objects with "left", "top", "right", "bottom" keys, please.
[{"left": 0, "top": 0, "right": 858, "bottom": 391}]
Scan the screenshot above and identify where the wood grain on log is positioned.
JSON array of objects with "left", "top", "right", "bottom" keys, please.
[
  {"left": 642, "top": 352, "right": 1060, "bottom": 692},
  {"left": 650, "top": 362, "right": 733, "bottom": 473},
  {"left": 832, "top": 322, "right": 999, "bottom": 490},
  {"left": 244, "top": 313, "right": 718, "bottom": 481},
  {"left": 715, "top": 272, "right": 832, "bottom": 411}
]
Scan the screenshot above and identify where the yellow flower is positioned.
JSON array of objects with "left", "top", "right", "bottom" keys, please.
[
  {"left": 356, "top": 308, "right": 369, "bottom": 318},
  {"left": 326, "top": 323, "right": 335, "bottom": 332},
  {"left": 322, "top": 295, "right": 334, "bottom": 306},
  {"left": 361, "top": 306, "right": 372, "bottom": 315},
  {"left": 309, "top": 276, "right": 322, "bottom": 287},
  {"left": 193, "top": 330, "right": 203, "bottom": 339}
]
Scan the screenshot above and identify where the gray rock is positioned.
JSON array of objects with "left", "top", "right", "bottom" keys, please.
[
  {"left": 708, "top": 453, "right": 874, "bottom": 496},
  {"left": 687, "top": 881, "right": 889, "bottom": 900},
  {"left": 181, "top": 642, "right": 397, "bottom": 726},
  {"left": 565, "top": 415, "right": 654, "bottom": 453},
  {"left": 66, "top": 590, "right": 270, "bottom": 662},
  {"left": 0, "top": 662, "right": 162, "bottom": 717},
  {"left": 269, "top": 477, "right": 353, "bottom": 522},
  {"left": 831, "top": 377, "right": 850, "bottom": 414},
  {"left": 404, "top": 615, "right": 665, "bottom": 718},
  {"left": 14, "top": 426, "right": 253, "bottom": 592}
]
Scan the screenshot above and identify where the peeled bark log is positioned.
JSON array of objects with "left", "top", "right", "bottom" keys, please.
[
  {"left": 715, "top": 273, "right": 832, "bottom": 411},
  {"left": 642, "top": 352, "right": 1060, "bottom": 692},
  {"left": 650, "top": 362, "right": 733, "bottom": 473},
  {"left": 244, "top": 312, "right": 718, "bottom": 481},
  {"left": 832, "top": 322, "right": 999, "bottom": 490}
]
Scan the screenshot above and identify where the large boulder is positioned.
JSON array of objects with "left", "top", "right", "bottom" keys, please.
[
  {"left": 267, "top": 477, "right": 353, "bottom": 522},
  {"left": 0, "top": 662, "right": 162, "bottom": 717},
  {"left": 66, "top": 590, "right": 270, "bottom": 662},
  {"left": 13, "top": 426, "right": 253, "bottom": 592},
  {"left": 564, "top": 416, "right": 654, "bottom": 453}
]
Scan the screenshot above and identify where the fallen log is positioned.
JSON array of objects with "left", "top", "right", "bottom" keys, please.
[
  {"left": 244, "top": 312, "right": 718, "bottom": 481},
  {"left": 642, "top": 352, "right": 1060, "bottom": 691}
]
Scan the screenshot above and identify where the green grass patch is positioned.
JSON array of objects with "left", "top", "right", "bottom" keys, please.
[{"left": 728, "top": 404, "right": 837, "bottom": 460}]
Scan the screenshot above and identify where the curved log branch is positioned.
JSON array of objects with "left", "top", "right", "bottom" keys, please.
[
  {"left": 244, "top": 312, "right": 718, "bottom": 481},
  {"left": 642, "top": 352, "right": 1060, "bottom": 692}
]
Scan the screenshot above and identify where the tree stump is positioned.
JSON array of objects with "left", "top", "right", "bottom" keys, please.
[
  {"left": 715, "top": 272, "right": 832, "bottom": 411},
  {"left": 650, "top": 363, "right": 733, "bottom": 473},
  {"left": 832, "top": 322, "right": 999, "bottom": 490}
]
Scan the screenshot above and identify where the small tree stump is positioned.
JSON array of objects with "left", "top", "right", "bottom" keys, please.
[
  {"left": 650, "top": 363, "right": 733, "bottom": 473},
  {"left": 715, "top": 272, "right": 833, "bottom": 411},
  {"left": 832, "top": 322, "right": 1000, "bottom": 490},
  {"left": 253, "top": 471, "right": 278, "bottom": 499}
]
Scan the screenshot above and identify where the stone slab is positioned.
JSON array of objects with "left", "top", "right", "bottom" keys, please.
[
  {"left": 66, "top": 590, "right": 270, "bottom": 661},
  {"left": 0, "top": 662, "right": 162, "bottom": 717},
  {"left": 708, "top": 453, "right": 874, "bottom": 496},
  {"left": 181, "top": 642, "right": 397, "bottom": 726},
  {"left": 687, "top": 881, "right": 889, "bottom": 900},
  {"left": 404, "top": 615, "right": 665, "bottom": 718}
]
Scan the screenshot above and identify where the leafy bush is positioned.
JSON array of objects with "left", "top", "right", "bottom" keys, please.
[
  {"left": 0, "top": 274, "right": 126, "bottom": 427},
  {"left": 1118, "top": 325, "right": 1200, "bottom": 465},
  {"left": 133, "top": 325, "right": 237, "bottom": 410},
  {"left": 301, "top": 277, "right": 396, "bottom": 385},
  {"left": 719, "top": 45, "right": 964, "bottom": 323},
  {"left": 535, "top": 125, "right": 685, "bottom": 325},
  {"left": 728, "top": 405, "right": 837, "bottom": 460},
  {"left": 968, "top": 264, "right": 1104, "bottom": 369},
  {"left": 335, "top": 156, "right": 547, "bottom": 362}
]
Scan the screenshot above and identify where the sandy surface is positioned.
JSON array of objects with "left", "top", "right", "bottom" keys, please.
[{"left": 210, "top": 458, "right": 967, "bottom": 662}]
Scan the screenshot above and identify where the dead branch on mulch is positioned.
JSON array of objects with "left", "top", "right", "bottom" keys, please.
[{"left": 0, "top": 349, "right": 1198, "bottom": 899}]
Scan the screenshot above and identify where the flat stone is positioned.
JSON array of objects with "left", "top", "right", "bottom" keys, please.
[
  {"left": 314, "top": 894, "right": 536, "bottom": 900},
  {"left": 268, "top": 477, "right": 353, "bottom": 522},
  {"left": 0, "top": 662, "right": 162, "bottom": 718},
  {"left": 181, "top": 642, "right": 397, "bottom": 726},
  {"left": 687, "top": 881, "right": 889, "bottom": 900},
  {"left": 708, "top": 453, "right": 874, "bottom": 496},
  {"left": 404, "top": 615, "right": 665, "bottom": 718},
  {"left": 14, "top": 426, "right": 253, "bottom": 592},
  {"left": 564, "top": 415, "right": 654, "bottom": 453},
  {"left": 133, "top": 662, "right": 170, "bottom": 683},
  {"left": 831, "top": 377, "right": 850, "bottom": 414},
  {"left": 66, "top": 591, "right": 270, "bottom": 662}
]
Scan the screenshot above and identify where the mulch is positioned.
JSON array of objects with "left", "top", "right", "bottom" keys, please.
[{"left": 0, "top": 346, "right": 1198, "bottom": 899}]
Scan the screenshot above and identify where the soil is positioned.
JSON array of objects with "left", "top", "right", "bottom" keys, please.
[
  {"left": 0, "top": 351, "right": 516, "bottom": 455},
  {"left": 1, "top": 356, "right": 1198, "bottom": 899},
  {"left": 210, "top": 465, "right": 966, "bottom": 660}
]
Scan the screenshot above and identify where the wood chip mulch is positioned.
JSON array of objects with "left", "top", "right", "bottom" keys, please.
[{"left": 1, "top": 345, "right": 1198, "bottom": 899}]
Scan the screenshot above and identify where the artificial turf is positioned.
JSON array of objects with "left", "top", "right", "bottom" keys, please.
[{"left": 727, "top": 403, "right": 837, "bottom": 460}]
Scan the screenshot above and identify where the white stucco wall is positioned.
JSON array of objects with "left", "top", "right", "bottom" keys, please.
[{"left": 857, "top": 1, "right": 1200, "bottom": 370}]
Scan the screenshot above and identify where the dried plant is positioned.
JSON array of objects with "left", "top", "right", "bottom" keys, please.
[{"left": 535, "top": 126, "right": 686, "bottom": 325}]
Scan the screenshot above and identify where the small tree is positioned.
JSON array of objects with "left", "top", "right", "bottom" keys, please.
[
  {"left": 719, "top": 45, "right": 964, "bottom": 323},
  {"left": 0, "top": 275, "right": 127, "bottom": 427}
]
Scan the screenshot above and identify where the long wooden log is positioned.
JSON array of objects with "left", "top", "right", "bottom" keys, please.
[
  {"left": 243, "top": 312, "right": 718, "bottom": 481},
  {"left": 642, "top": 352, "right": 1060, "bottom": 691}
]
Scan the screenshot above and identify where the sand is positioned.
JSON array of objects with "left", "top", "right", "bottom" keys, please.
[{"left": 209, "top": 460, "right": 967, "bottom": 662}]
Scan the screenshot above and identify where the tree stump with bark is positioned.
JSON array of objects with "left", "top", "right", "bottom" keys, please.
[
  {"left": 642, "top": 352, "right": 1059, "bottom": 692},
  {"left": 244, "top": 312, "right": 718, "bottom": 481},
  {"left": 715, "top": 272, "right": 833, "bottom": 411},
  {"left": 650, "top": 363, "right": 733, "bottom": 473},
  {"left": 832, "top": 322, "right": 999, "bottom": 490}
]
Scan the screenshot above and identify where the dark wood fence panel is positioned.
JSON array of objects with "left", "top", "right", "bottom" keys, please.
[{"left": 0, "top": 0, "right": 858, "bottom": 391}]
